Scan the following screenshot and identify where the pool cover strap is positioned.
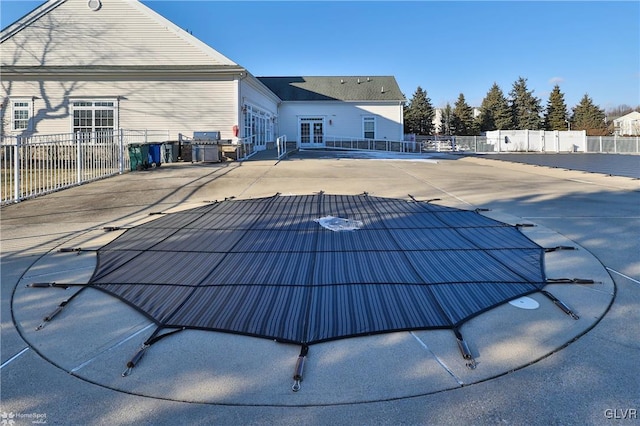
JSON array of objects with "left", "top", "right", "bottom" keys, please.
[
  {"left": 35, "top": 287, "right": 87, "bottom": 331},
  {"left": 547, "top": 278, "right": 595, "bottom": 284},
  {"left": 292, "top": 345, "right": 309, "bottom": 392},
  {"left": 122, "top": 327, "right": 186, "bottom": 377},
  {"left": 454, "top": 329, "right": 476, "bottom": 369},
  {"left": 544, "top": 246, "right": 576, "bottom": 253},
  {"left": 27, "top": 282, "right": 70, "bottom": 289},
  {"left": 542, "top": 291, "right": 579, "bottom": 320}
]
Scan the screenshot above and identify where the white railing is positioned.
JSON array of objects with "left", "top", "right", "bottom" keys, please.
[
  {"left": 323, "top": 136, "right": 425, "bottom": 153},
  {"left": 236, "top": 134, "right": 256, "bottom": 161},
  {"left": 1, "top": 129, "right": 170, "bottom": 205},
  {"left": 276, "top": 135, "right": 288, "bottom": 159}
]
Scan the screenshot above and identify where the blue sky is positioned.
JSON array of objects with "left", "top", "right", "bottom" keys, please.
[{"left": 2, "top": 1, "right": 639, "bottom": 110}]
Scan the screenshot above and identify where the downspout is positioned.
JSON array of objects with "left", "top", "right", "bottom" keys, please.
[
  {"left": 399, "top": 101, "right": 405, "bottom": 140},
  {"left": 275, "top": 101, "right": 282, "bottom": 139},
  {"left": 237, "top": 71, "right": 247, "bottom": 145}
]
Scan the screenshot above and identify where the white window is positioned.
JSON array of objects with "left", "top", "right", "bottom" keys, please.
[
  {"left": 242, "top": 104, "right": 274, "bottom": 146},
  {"left": 12, "top": 100, "right": 32, "bottom": 131},
  {"left": 71, "top": 100, "right": 117, "bottom": 138},
  {"left": 363, "top": 116, "right": 376, "bottom": 139}
]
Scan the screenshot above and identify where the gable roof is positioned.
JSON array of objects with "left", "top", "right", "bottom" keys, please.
[
  {"left": 1, "top": 0, "right": 238, "bottom": 68},
  {"left": 613, "top": 111, "right": 640, "bottom": 123},
  {"left": 258, "top": 76, "right": 405, "bottom": 102}
]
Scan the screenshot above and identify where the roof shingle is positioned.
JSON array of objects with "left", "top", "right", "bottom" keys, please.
[{"left": 258, "top": 76, "right": 405, "bottom": 102}]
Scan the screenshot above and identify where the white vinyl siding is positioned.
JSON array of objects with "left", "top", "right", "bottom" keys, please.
[
  {"left": 2, "top": 79, "right": 238, "bottom": 140},
  {"left": 1, "top": 0, "right": 236, "bottom": 67},
  {"left": 277, "top": 101, "right": 404, "bottom": 143},
  {"left": 238, "top": 77, "right": 279, "bottom": 145}
]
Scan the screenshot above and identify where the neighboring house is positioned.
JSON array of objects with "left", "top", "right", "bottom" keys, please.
[
  {"left": 1, "top": 0, "right": 405, "bottom": 149},
  {"left": 432, "top": 107, "right": 480, "bottom": 134},
  {"left": 613, "top": 111, "right": 640, "bottom": 136}
]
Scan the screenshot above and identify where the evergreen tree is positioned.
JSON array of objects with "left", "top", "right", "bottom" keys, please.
[
  {"left": 439, "top": 103, "right": 453, "bottom": 135},
  {"left": 509, "top": 77, "right": 543, "bottom": 129},
  {"left": 451, "top": 93, "right": 477, "bottom": 135},
  {"left": 571, "top": 94, "right": 608, "bottom": 136},
  {"left": 478, "top": 83, "right": 512, "bottom": 132},
  {"left": 404, "top": 87, "right": 435, "bottom": 135},
  {"left": 543, "top": 84, "right": 569, "bottom": 130}
]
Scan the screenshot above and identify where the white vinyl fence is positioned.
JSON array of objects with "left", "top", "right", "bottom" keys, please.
[
  {"left": 1, "top": 129, "right": 169, "bottom": 205},
  {"left": 456, "top": 131, "right": 639, "bottom": 154}
]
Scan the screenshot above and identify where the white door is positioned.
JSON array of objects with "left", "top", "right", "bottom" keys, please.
[{"left": 299, "top": 118, "right": 324, "bottom": 148}]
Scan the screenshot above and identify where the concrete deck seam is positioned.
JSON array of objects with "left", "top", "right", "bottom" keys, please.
[
  {"left": 0, "top": 347, "right": 30, "bottom": 369},
  {"left": 607, "top": 267, "right": 640, "bottom": 285},
  {"left": 409, "top": 331, "right": 464, "bottom": 386},
  {"left": 70, "top": 323, "right": 155, "bottom": 374}
]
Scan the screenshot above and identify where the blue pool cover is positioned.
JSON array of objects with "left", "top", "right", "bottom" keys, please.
[{"left": 89, "top": 193, "right": 546, "bottom": 345}]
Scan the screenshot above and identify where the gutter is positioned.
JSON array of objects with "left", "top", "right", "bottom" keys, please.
[{"left": 1, "top": 65, "right": 247, "bottom": 78}]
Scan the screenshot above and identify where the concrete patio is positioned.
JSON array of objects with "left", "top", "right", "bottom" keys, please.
[{"left": 1, "top": 151, "right": 638, "bottom": 425}]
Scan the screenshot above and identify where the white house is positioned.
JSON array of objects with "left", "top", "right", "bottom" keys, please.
[
  {"left": 258, "top": 77, "right": 405, "bottom": 148},
  {"left": 1, "top": 0, "right": 405, "bottom": 150},
  {"left": 613, "top": 111, "right": 640, "bottom": 136}
]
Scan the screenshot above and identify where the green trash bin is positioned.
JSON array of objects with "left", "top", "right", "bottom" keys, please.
[{"left": 128, "top": 144, "right": 150, "bottom": 171}]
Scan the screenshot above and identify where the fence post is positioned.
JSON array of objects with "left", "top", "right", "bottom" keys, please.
[
  {"left": 13, "top": 136, "right": 21, "bottom": 202},
  {"left": 76, "top": 133, "right": 82, "bottom": 184},
  {"left": 119, "top": 129, "right": 124, "bottom": 174},
  {"left": 599, "top": 136, "right": 603, "bottom": 153},
  {"left": 614, "top": 134, "right": 617, "bottom": 153}
]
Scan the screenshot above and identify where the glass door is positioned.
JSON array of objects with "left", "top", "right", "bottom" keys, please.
[
  {"left": 299, "top": 118, "right": 324, "bottom": 147},
  {"left": 313, "top": 121, "right": 323, "bottom": 144}
]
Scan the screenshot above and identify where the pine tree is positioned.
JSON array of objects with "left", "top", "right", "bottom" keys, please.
[
  {"left": 451, "top": 94, "right": 477, "bottom": 135},
  {"left": 571, "top": 94, "right": 608, "bottom": 136},
  {"left": 439, "top": 103, "right": 453, "bottom": 135},
  {"left": 509, "top": 77, "right": 542, "bottom": 130},
  {"left": 543, "top": 84, "right": 569, "bottom": 130},
  {"left": 478, "top": 83, "right": 512, "bottom": 132},
  {"left": 404, "top": 87, "right": 435, "bottom": 135}
]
